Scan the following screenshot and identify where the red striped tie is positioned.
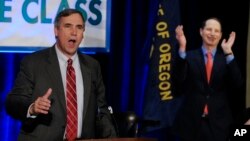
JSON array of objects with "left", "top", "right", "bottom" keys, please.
[
  {"left": 66, "top": 59, "right": 78, "bottom": 140},
  {"left": 203, "top": 52, "right": 213, "bottom": 116}
]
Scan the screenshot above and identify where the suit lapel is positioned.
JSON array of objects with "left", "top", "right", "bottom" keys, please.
[
  {"left": 210, "top": 51, "right": 223, "bottom": 84},
  {"left": 46, "top": 46, "right": 66, "bottom": 115},
  {"left": 196, "top": 49, "right": 208, "bottom": 83},
  {"left": 78, "top": 54, "right": 91, "bottom": 121}
]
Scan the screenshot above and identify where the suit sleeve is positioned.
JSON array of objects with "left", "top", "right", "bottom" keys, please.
[
  {"left": 95, "top": 61, "right": 117, "bottom": 138},
  {"left": 173, "top": 53, "right": 188, "bottom": 87},
  {"left": 226, "top": 59, "right": 243, "bottom": 88},
  {"left": 5, "top": 56, "right": 34, "bottom": 121}
]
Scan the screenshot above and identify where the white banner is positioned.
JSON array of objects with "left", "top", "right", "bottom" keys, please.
[{"left": 0, "top": 0, "right": 110, "bottom": 52}]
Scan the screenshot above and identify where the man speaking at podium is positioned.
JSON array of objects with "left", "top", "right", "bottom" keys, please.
[{"left": 5, "top": 8, "right": 116, "bottom": 141}]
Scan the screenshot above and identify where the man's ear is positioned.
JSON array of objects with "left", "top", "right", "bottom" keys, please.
[{"left": 199, "top": 28, "right": 203, "bottom": 36}]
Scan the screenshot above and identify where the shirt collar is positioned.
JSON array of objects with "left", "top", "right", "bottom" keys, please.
[
  {"left": 55, "top": 44, "right": 77, "bottom": 63},
  {"left": 201, "top": 45, "right": 216, "bottom": 57}
]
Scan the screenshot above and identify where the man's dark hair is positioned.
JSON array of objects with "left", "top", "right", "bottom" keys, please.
[
  {"left": 201, "top": 17, "right": 222, "bottom": 31},
  {"left": 54, "top": 8, "right": 85, "bottom": 27}
]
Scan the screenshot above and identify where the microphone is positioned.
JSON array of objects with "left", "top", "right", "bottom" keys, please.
[{"left": 108, "top": 106, "right": 120, "bottom": 137}]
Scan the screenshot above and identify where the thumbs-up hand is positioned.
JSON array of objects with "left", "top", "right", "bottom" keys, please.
[{"left": 29, "top": 88, "right": 52, "bottom": 115}]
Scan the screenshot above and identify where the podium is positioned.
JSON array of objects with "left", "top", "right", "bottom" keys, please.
[{"left": 78, "top": 138, "right": 157, "bottom": 141}]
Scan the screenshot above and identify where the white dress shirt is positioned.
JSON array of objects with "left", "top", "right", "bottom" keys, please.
[{"left": 55, "top": 46, "right": 84, "bottom": 138}]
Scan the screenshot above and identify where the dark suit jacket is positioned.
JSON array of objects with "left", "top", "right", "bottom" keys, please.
[
  {"left": 5, "top": 46, "right": 116, "bottom": 141},
  {"left": 172, "top": 48, "right": 243, "bottom": 141}
]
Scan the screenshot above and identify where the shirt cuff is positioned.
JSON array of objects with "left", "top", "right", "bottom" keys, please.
[
  {"left": 27, "top": 103, "right": 37, "bottom": 118},
  {"left": 179, "top": 50, "right": 186, "bottom": 59},
  {"left": 226, "top": 54, "right": 234, "bottom": 64}
]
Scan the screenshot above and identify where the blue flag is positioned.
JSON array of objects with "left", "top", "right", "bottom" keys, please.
[{"left": 142, "top": 0, "right": 182, "bottom": 132}]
